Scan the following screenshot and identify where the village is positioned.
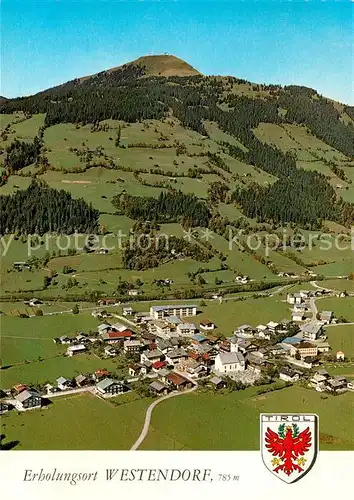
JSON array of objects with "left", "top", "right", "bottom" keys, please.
[{"left": 0, "top": 285, "right": 353, "bottom": 417}]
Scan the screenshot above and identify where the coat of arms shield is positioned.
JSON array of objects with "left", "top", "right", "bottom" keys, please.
[{"left": 260, "top": 413, "right": 318, "bottom": 483}]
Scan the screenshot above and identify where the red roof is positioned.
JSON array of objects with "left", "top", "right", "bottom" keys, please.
[
  {"left": 167, "top": 372, "right": 189, "bottom": 387},
  {"left": 95, "top": 369, "right": 110, "bottom": 376},
  {"left": 188, "top": 351, "right": 200, "bottom": 361},
  {"left": 152, "top": 361, "right": 167, "bottom": 370},
  {"left": 107, "top": 329, "right": 132, "bottom": 339},
  {"left": 14, "top": 384, "right": 27, "bottom": 393}
]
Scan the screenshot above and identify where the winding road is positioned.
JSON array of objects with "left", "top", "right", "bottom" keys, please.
[{"left": 130, "top": 383, "right": 198, "bottom": 451}]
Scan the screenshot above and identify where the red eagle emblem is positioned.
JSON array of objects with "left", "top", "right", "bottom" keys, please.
[{"left": 265, "top": 423, "right": 312, "bottom": 476}]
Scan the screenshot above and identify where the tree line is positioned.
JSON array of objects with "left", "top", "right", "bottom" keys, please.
[
  {"left": 0, "top": 180, "right": 99, "bottom": 235},
  {"left": 112, "top": 190, "right": 211, "bottom": 227}
]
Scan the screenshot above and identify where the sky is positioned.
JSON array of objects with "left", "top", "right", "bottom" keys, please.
[{"left": 1, "top": 0, "right": 353, "bottom": 104}]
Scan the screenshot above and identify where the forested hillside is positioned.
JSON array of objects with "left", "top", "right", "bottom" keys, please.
[{"left": 1, "top": 54, "right": 353, "bottom": 233}]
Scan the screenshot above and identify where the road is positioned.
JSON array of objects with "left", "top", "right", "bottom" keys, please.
[
  {"left": 309, "top": 297, "right": 318, "bottom": 321},
  {"left": 130, "top": 382, "right": 198, "bottom": 451}
]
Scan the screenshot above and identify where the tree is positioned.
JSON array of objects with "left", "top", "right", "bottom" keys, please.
[
  {"left": 43, "top": 276, "right": 51, "bottom": 289},
  {"left": 72, "top": 304, "right": 80, "bottom": 315},
  {"left": 115, "top": 126, "right": 121, "bottom": 147}
]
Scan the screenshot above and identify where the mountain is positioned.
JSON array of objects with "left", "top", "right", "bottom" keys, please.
[
  {"left": 78, "top": 54, "right": 201, "bottom": 84},
  {"left": 117, "top": 54, "right": 201, "bottom": 77},
  {"left": 1, "top": 55, "right": 354, "bottom": 230}
]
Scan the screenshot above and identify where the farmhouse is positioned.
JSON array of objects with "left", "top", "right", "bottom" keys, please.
[
  {"left": 209, "top": 376, "right": 226, "bottom": 389},
  {"left": 214, "top": 352, "right": 245, "bottom": 373},
  {"left": 166, "top": 372, "right": 192, "bottom": 390},
  {"left": 234, "top": 325, "right": 254, "bottom": 337},
  {"left": 95, "top": 378, "right": 127, "bottom": 397},
  {"left": 97, "top": 323, "right": 111, "bottom": 335},
  {"left": 279, "top": 367, "right": 300, "bottom": 383},
  {"left": 199, "top": 320, "right": 215, "bottom": 330},
  {"left": 28, "top": 298, "right": 42, "bottom": 307},
  {"left": 100, "top": 327, "right": 133, "bottom": 343},
  {"left": 104, "top": 345, "right": 117, "bottom": 357},
  {"left": 66, "top": 344, "right": 87, "bottom": 356},
  {"left": 75, "top": 374, "right": 89, "bottom": 387},
  {"left": 123, "top": 307, "right": 134, "bottom": 316},
  {"left": 319, "top": 311, "right": 333, "bottom": 324},
  {"left": 149, "top": 381, "right": 169, "bottom": 396},
  {"left": 93, "top": 369, "right": 111, "bottom": 381},
  {"left": 325, "top": 376, "right": 347, "bottom": 393},
  {"left": 287, "top": 293, "right": 303, "bottom": 305},
  {"left": 56, "top": 377, "right": 71, "bottom": 390},
  {"left": 150, "top": 304, "right": 197, "bottom": 320},
  {"left": 14, "top": 390, "right": 42, "bottom": 411},
  {"left": 14, "top": 261, "right": 30, "bottom": 270}
]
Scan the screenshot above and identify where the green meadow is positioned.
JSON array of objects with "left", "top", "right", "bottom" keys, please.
[
  {"left": 142, "top": 385, "right": 354, "bottom": 451},
  {"left": 324, "top": 324, "right": 354, "bottom": 357},
  {"left": 0, "top": 392, "right": 151, "bottom": 450}
]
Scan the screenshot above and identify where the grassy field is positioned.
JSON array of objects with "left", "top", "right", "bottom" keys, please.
[
  {"left": 0, "top": 392, "right": 151, "bottom": 450},
  {"left": 324, "top": 324, "right": 354, "bottom": 357},
  {"left": 317, "top": 296, "right": 354, "bottom": 322},
  {"left": 0, "top": 312, "right": 99, "bottom": 368},
  {"left": 141, "top": 385, "right": 354, "bottom": 451},
  {"left": 2, "top": 385, "right": 353, "bottom": 451},
  {"left": 0, "top": 354, "right": 123, "bottom": 388},
  {"left": 319, "top": 279, "right": 354, "bottom": 293}
]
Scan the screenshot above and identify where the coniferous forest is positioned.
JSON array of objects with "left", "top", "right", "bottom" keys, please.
[
  {"left": 112, "top": 190, "right": 211, "bottom": 227},
  {"left": 0, "top": 181, "right": 99, "bottom": 235}
]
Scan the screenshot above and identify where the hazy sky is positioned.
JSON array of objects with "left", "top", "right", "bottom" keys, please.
[{"left": 2, "top": 0, "right": 353, "bottom": 104}]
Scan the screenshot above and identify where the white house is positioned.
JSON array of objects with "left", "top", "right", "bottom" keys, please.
[
  {"left": 140, "top": 349, "right": 163, "bottom": 364},
  {"left": 56, "top": 376, "right": 71, "bottom": 391},
  {"left": 66, "top": 344, "right": 87, "bottom": 357},
  {"left": 319, "top": 311, "right": 333, "bottom": 324},
  {"left": 199, "top": 320, "right": 215, "bottom": 330},
  {"left": 165, "top": 348, "right": 188, "bottom": 366},
  {"left": 287, "top": 293, "right": 302, "bottom": 305},
  {"left": 214, "top": 352, "right": 245, "bottom": 373},
  {"left": 177, "top": 323, "right": 197, "bottom": 336},
  {"left": 336, "top": 350, "right": 345, "bottom": 361},
  {"left": 123, "top": 307, "right": 134, "bottom": 316},
  {"left": 266, "top": 321, "right": 280, "bottom": 333},
  {"left": 300, "top": 322, "right": 323, "bottom": 341},
  {"left": 234, "top": 325, "right": 254, "bottom": 338},
  {"left": 292, "top": 309, "right": 305, "bottom": 322},
  {"left": 279, "top": 367, "right": 300, "bottom": 383}
]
